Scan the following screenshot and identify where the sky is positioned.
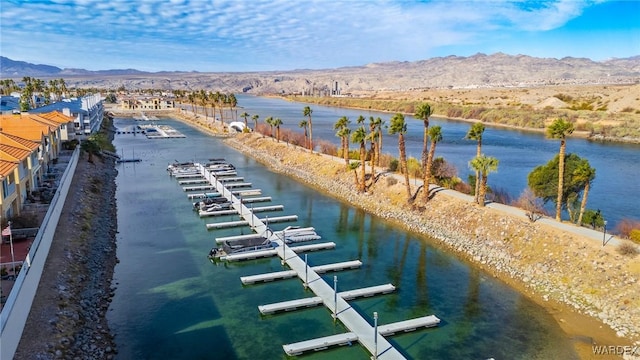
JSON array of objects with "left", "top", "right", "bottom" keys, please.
[{"left": 1, "top": 0, "right": 639, "bottom": 73}]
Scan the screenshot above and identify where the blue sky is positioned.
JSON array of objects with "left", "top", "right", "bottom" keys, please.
[{"left": 1, "top": 0, "right": 638, "bottom": 72}]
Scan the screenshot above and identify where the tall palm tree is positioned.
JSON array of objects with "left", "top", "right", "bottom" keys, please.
[
  {"left": 240, "top": 112, "right": 250, "bottom": 131},
  {"left": 546, "top": 118, "right": 574, "bottom": 221},
  {"left": 228, "top": 94, "right": 238, "bottom": 121},
  {"left": 188, "top": 93, "right": 196, "bottom": 115},
  {"left": 251, "top": 114, "right": 259, "bottom": 131},
  {"left": 265, "top": 116, "right": 274, "bottom": 138},
  {"left": 465, "top": 123, "right": 485, "bottom": 204},
  {"left": 574, "top": 160, "right": 596, "bottom": 225},
  {"left": 415, "top": 103, "right": 433, "bottom": 202},
  {"left": 273, "top": 118, "right": 283, "bottom": 142},
  {"left": 299, "top": 120, "right": 309, "bottom": 148},
  {"left": 351, "top": 126, "right": 368, "bottom": 192},
  {"left": 423, "top": 126, "right": 443, "bottom": 203},
  {"left": 389, "top": 113, "right": 411, "bottom": 200},
  {"left": 303, "top": 106, "right": 313, "bottom": 151},
  {"left": 58, "top": 78, "right": 68, "bottom": 98},
  {"left": 337, "top": 127, "right": 352, "bottom": 169},
  {"left": 348, "top": 161, "right": 361, "bottom": 188},
  {"left": 198, "top": 90, "right": 209, "bottom": 121},
  {"left": 367, "top": 130, "right": 379, "bottom": 181},
  {"left": 469, "top": 155, "right": 499, "bottom": 207},
  {"left": 376, "top": 118, "right": 385, "bottom": 166},
  {"left": 334, "top": 116, "right": 351, "bottom": 166}
]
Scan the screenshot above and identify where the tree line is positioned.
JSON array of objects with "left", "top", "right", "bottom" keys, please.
[{"left": 246, "top": 103, "right": 624, "bottom": 237}]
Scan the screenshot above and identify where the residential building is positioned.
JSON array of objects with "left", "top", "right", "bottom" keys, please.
[
  {"left": 30, "top": 93, "right": 104, "bottom": 136},
  {"left": 0, "top": 113, "right": 63, "bottom": 219}
]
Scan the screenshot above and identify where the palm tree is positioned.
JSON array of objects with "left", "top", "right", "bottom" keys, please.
[
  {"left": 465, "top": 123, "right": 485, "bottom": 204},
  {"left": 469, "top": 155, "right": 499, "bottom": 207},
  {"left": 228, "top": 94, "right": 238, "bottom": 121},
  {"left": 251, "top": 114, "right": 260, "bottom": 131},
  {"left": 334, "top": 116, "right": 351, "bottom": 166},
  {"left": 188, "top": 93, "right": 196, "bottom": 115},
  {"left": 299, "top": 120, "right": 308, "bottom": 148},
  {"left": 415, "top": 103, "right": 433, "bottom": 202},
  {"left": 574, "top": 160, "right": 596, "bottom": 225},
  {"left": 303, "top": 106, "right": 313, "bottom": 151},
  {"left": 351, "top": 126, "right": 368, "bottom": 192},
  {"left": 240, "top": 112, "right": 250, "bottom": 131},
  {"left": 389, "top": 113, "right": 411, "bottom": 200},
  {"left": 337, "top": 127, "right": 352, "bottom": 169},
  {"left": 348, "top": 161, "right": 361, "bottom": 188},
  {"left": 547, "top": 118, "right": 575, "bottom": 221},
  {"left": 273, "top": 118, "right": 283, "bottom": 142},
  {"left": 423, "top": 126, "right": 443, "bottom": 203},
  {"left": 376, "top": 117, "right": 385, "bottom": 166},
  {"left": 367, "top": 130, "right": 379, "bottom": 181},
  {"left": 265, "top": 116, "right": 274, "bottom": 138}
]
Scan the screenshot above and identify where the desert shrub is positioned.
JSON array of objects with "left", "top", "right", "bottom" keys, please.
[
  {"left": 431, "top": 157, "right": 457, "bottom": 184},
  {"left": 377, "top": 154, "right": 394, "bottom": 169},
  {"left": 386, "top": 176, "right": 398, "bottom": 187},
  {"left": 620, "top": 107, "right": 635, "bottom": 113},
  {"left": 630, "top": 229, "right": 640, "bottom": 244},
  {"left": 389, "top": 159, "right": 399, "bottom": 172},
  {"left": 489, "top": 187, "right": 511, "bottom": 204},
  {"left": 406, "top": 157, "right": 422, "bottom": 178},
  {"left": 453, "top": 181, "right": 472, "bottom": 194},
  {"left": 513, "top": 189, "right": 547, "bottom": 222},
  {"left": 614, "top": 219, "right": 640, "bottom": 239},
  {"left": 617, "top": 242, "right": 639, "bottom": 256},
  {"left": 554, "top": 93, "right": 574, "bottom": 103},
  {"left": 317, "top": 140, "right": 337, "bottom": 156}
]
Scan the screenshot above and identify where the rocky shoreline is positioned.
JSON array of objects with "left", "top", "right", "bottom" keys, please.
[
  {"left": 14, "top": 138, "right": 118, "bottom": 359},
  {"left": 222, "top": 132, "right": 640, "bottom": 359}
]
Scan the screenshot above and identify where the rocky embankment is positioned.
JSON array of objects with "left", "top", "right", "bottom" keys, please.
[
  {"left": 224, "top": 132, "right": 640, "bottom": 358},
  {"left": 14, "top": 148, "right": 118, "bottom": 359}
]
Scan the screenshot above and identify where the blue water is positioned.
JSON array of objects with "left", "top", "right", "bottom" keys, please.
[
  {"left": 233, "top": 94, "right": 640, "bottom": 229},
  {"left": 109, "top": 118, "right": 577, "bottom": 359}
]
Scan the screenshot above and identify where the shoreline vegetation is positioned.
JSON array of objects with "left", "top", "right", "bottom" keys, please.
[
  {"left": 162, "top": 108, "right": 640, "bottom": 359},
  {"left": 277, "top": 84, "right": 640, "bottom": 145}
]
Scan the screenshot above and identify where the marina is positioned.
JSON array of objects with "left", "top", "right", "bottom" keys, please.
[
  {"left": 109, "top": 117, "right": 581, "bottom": 360},
  {"left": 169, "top": 160, "right": 442, "bottom": 358}
]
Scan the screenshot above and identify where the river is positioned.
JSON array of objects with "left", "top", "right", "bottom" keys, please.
[
  {"left": 108, "top": 118, "right": 578, "bottom": 359},
  {"left": 233, "top": 94, "right": 640, "bottom": 229}
]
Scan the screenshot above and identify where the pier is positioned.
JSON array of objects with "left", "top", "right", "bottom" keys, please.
[{"left": 192, "top": 163, "right": 441, "bottom": 359}]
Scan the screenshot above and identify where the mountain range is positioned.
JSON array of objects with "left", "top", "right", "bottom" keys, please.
[{"left": 1, "top": 54, "right": 639, "bottom": 94}]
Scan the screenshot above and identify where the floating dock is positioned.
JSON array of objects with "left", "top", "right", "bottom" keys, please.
[
  {"left": 220, "top": 242, "right": 336, "bottom": 262},
  {"left": 240, "top": 260, "right": 362, "bottom": 285},
  {"left": 205, "top": 215, "right": 298, "bottom": 229},
  {"left": 258, "top": 284, "right": 394, "bottom": 314},
  {"left": 282, "top": 333, "right": 358, "bottom": 356},
  {"left": 191, "top": 164, "right": 439, "bottom": 359}
]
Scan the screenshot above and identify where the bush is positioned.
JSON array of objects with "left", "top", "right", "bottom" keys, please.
[
  {"left": 615, "top": 219, "right": 640, "bottom": 239},
  {"left": 617, "top": 242, "right": 639, "bottom": 257},
  {"left": 630, "top": 229, "right": 640, "bottom": 244},
  {"left": 389, "top": 159, "right": 399, "bottom": 172},
  {"left": 386, "top": 176, "right": 398, "bottom": 187}
]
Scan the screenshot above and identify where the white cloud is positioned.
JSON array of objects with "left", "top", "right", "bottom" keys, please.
[{"left": 0, "top": 0, "right": 630, "bottom": 71}]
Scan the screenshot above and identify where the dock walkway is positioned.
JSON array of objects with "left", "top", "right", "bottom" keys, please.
[
  {"left": 196, "top": 164, "right": 439, "bottom": 359},
  {"left": 198, "top": 164, "right": 407, "bottom": 359}
]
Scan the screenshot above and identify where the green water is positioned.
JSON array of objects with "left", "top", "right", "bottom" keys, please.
[{"left": 108, "top": 118, "right": 577, "bottom": 359}]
